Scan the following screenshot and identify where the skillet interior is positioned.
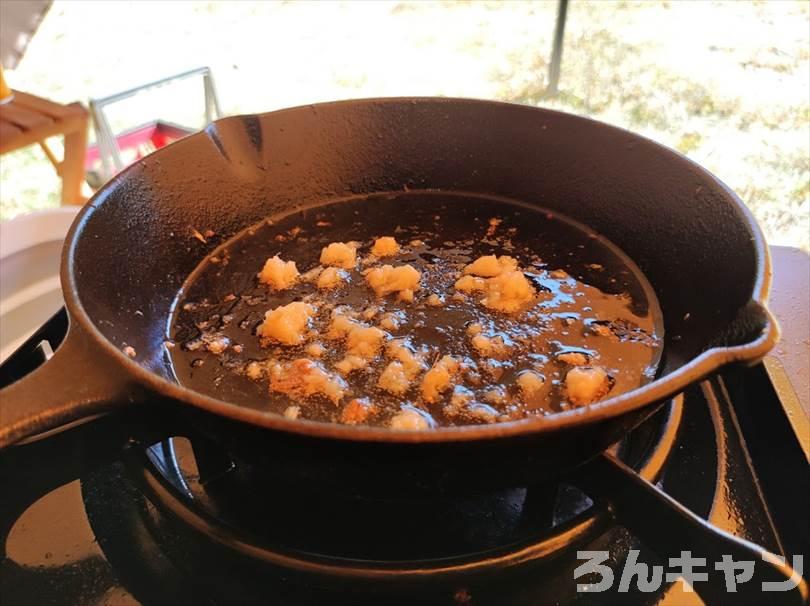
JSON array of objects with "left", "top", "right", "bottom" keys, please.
[
  {"left": 66, "top": 97, "right": 769, "bottom": 439},
  {"left": 168, "top": 191, "right": 664, "bottom": 426}
]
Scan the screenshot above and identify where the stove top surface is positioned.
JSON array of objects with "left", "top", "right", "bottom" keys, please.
[{"left": 1, "top": 247, "right": 807, "bottom": 606}]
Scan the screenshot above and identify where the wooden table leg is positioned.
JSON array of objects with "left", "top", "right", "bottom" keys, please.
[{"left": 60, "top": 106, "right": 88, "bottom": 205}]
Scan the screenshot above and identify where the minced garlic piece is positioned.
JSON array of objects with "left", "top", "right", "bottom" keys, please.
[
  {"left": 361, "top": 306, "right": 380, "bottom": 321},
  {"left": 468, "top": 403, "right": 499, "bottom": 423},
  {"left": 565, "top": 366, "right": 611, "bottom": 405},
  {"left": 398, "top": 289, "right": 415, "bottom": 303},
  {"left": 257, "top": 302, "right": 314, "bottom": 345},
  {"left": 269, "top": 358, "right": 346, "bottom": 404},
  {"left": 557, "top": 351, "right": 589, "bottom": 366},
  {"left": 258, "top": 255, "right": 299, "bottom": 290},
  {"left": 305, "top": 342, "right": 325, "bottom": 358},
  {"left": 454, "top": 275, "right": 486, "bottom": 292},
  {"left": 448, "top": 385, "right": 475, "bottom": 410},
  {"left": 470, "top": 333, "right": 511, "bottom": 358},
  {"left": 385, "top": 339, "right": 426, "bottom": 377},
  {"left": 283, "top": 405, "right": 301, "bottom": 420},
  {"left": 346, "top": 325, "right": 386, "bottom": 359},
  {"left": 324, "top": 311, "right": 386, "bottom": 359},
  {"left": 326, "top": 311, "right": 354, "bottom": 339},
  {"left": 463, "top": 255, "right": 517, "bottom": 277},
  {"left": 379, "top": 311, "right": 405, "bottom": 331},
  {"left": 377, "top": 361, "right": 411, "bottom": 395},
  {"left": 300, "top": 265, "right": 324, "bottom": 283},
  {"left": 320, "top": 242, "right": 357, "bottom": 269},
  {"left": 204, "top": 334, "right": 230, "bottom": 354},
  {"left": 483, "top": 387, "right": 507, "bottom": 406},
  {"left": 365, "top": 264, "right": 421, "bottom": 298},
  {"left": 389, "top": 406, "right": 435, "bottom": 430},
  {"left": 371, "top": 236, "right": 400, "bottom": 257},
  {"left": 517, "top": 370, "right": 545, "bottom": 400},
  {"left": 341, "top": 398, "right": 377, "bottom": 425},
  {"left": 590, "top": 323, "right": 614, "bottom": 338},
  {"left": 245, "top": 360, "right": 267, "bottom": 380},
  {"left": 481, "top": 270, "right": 535, "bottom": 313},
  {"left": 317, "top": 267, "right": 348, "bottom": 289},
  {"left": 421, "top": 355, "right": 460, "bottom": 403},
  {"left": 334, "top": 355, "right": 367, "bottom": 375}
]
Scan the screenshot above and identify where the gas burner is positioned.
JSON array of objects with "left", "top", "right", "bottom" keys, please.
[
  {"left": 74, "top": 397, "right": 711, "bottom": 605},
  {"left": 138, "top": 398, "right": 682, "bottom": 562}
]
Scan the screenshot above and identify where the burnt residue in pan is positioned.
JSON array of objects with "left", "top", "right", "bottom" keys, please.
[{"left": 168, "top": 192, "right": 664, "bottom": 427}]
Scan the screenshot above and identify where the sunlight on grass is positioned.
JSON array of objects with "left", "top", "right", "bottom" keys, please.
[{"left": 1, "top": 0, "right": 807, "bottom": 249}]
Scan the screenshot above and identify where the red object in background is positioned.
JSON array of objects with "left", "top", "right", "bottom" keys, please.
[{"left": 84, "top": 120, "right": 194, "bottom": 172}]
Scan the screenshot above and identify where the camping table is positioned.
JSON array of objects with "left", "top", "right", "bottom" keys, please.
[{"left": 0, "top": 90, "right": 89, "bottom": 205}]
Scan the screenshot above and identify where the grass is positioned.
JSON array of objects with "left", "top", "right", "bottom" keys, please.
[{"left": 1, "top": 0, "right": 808, "bottom": 249}]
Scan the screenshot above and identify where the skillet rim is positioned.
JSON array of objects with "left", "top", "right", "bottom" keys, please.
[{"left": 61, "top": 96, "right": 779, "bottom": 444}]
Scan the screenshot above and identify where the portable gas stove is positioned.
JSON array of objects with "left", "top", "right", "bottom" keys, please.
[{"left": 0, "top": 247, "right": 807, "bottom": 606}]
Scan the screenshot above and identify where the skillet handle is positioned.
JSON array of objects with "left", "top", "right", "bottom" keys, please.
[
  {"left": 0, "top": 315, "right": 133, "bottom": 448},
  {"left": 576, "top": 454, "right": 809, "bottom": 605}
]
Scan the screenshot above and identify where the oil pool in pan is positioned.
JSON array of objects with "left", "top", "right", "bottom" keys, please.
[{"left": 169, "top": 192, "right": 664, "bottom": 429}]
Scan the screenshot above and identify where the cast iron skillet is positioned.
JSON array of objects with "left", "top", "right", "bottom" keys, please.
[
  {"left": 0, "top": 98, "right": 779, "bottom": 484},
  {"left": 1, "top": 98, "right": 805, "bottom": 604}
]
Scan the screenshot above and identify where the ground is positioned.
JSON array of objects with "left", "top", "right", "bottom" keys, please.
[{"left": 1, "top": 0, "right": 807, "bottom": 249}]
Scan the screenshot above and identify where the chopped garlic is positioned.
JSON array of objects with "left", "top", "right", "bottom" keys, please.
[
  {"left": 324, "top": 311, "right": 386, "bottom": 360},
  {"left": 466, "top": 322, "right": 483, "bottom": 336},
  {"left": 245, "top": 360, "right": 266, "bottom": 380},
  {"left": 371, "top": 236, "right": 400, "bottom": 257},
  {"left": 470, "top": 333, "right": 511, "bottom": 359},
  {"left": 565, "top": 366, "right": 611, "bottom": 405},
  {"left": 305, "top": 342, "right": 325, "bottom": 358},
  {"left": 454, "top": 275, "right": 486, "bottom": 292},
  {"left": 591, "top": 323, "right": 614, "bottom": 338},
  {"left": 463, "top": 255, "right": 517, "bottom": 277},
  {"left": 257, "top": 302, "right": 314, "bottom": 345},
  {"left": 300, "top": 265, "right": 324, "bottom": 283},
  {"left": 258, "top": 255, "right": 299, "bottom": 290},
  {"left": 365, "top": 264, "right": 421, "bottom": 298},
  {"left": 398, "top": 288, "right": 415, "bottom": 303},
  {"left": 317, "top": 267, "right": 348, "bottom": 289},
  {"left": 269, "top": 358, "right": 347, "bottom": 404},
  {"left": 481, "top": 270, "right": 535, "bottom": 313},
  {"left": 346, "top": 325, "right": 386, "bottom": 359},
  {"left": 483, "top": 387, "right": 507, "bottom": 406},
  {"left": 334, "top": 355, "right": 368, "bottom": 375},
  {"left": 517, "top": 370, "right": 545, "bottom": 400},
  {"left": 449, "top": 385, "right": 475, "bottom": 409},
  {"left": 379, "top": 311, "right": 405, "bottom": 331},
  {"left": 378, "top": 361, "right": 411, "bottom": 395},
  {"left": 468, "top": 403, "right": 499, "bottom": 423},
  {"left": 204, "top": 334, "right": 230, "bottom": 354},
  {"left": 361, "top": 306, "right": 380, "bottom": 321},
  {"left": 557, "top": 351, "right": 589, "bottom": 366},
  {"left": 320, "top": 242, "right": 357, "bottom": 269},
  {"left": 389, "top": 405, "right": 435, "bottom": 430},
  {"left": 326, "top": 311, "right": 357, "bottom": 339},
  {"left": 421, "top": 355, "right": 460, "bottom": 403},
  {"left": 385, "top": 339, "right": 426, "bottom": 377},
  {"left": 341, "top": 398, "right": 376, "bottom": 425},
  {"left": 283, "top": 405, "right": 301, "bottom": 420}
]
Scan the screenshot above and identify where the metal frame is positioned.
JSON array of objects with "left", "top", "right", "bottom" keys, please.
[
  {"left": 545, "top": 0, "right": 569, "bottom": 98},
  {"left": 88, "top": 66, "right": 222, "bottom": 180}
]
